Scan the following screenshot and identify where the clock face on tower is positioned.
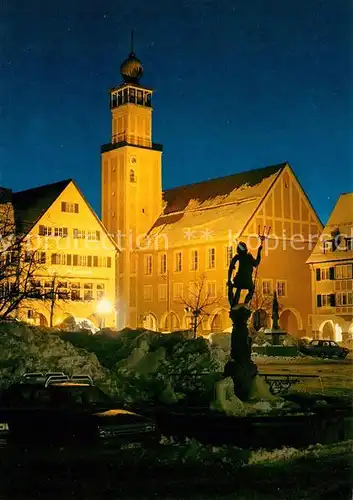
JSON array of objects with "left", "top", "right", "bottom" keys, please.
[{"left": 129, "top": 155, "right": 137, "bottom": 164}]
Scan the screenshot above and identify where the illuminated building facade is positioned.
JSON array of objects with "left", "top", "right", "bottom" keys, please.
[
  {"left": 101, "top": 48, "right": 323, "bottom": 337},
  {"left": 307, "top": 193, "right": 353, "bottom": 341},
  {"left": 1, "top": 180, "right": 117, "bottom": 327}
]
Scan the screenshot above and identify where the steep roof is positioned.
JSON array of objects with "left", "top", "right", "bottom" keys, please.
[
  {"left": 307, "top": 192, "right": 353, "bottom": 264},
  {"left": 12, "top": 179, "right": 72, "bottom": 235},
  {"left": 146, "top": 163, "right": 286, "bottom": 247},
  {"left": 11, "top": 179, "right": 119, "bottom": 251}
]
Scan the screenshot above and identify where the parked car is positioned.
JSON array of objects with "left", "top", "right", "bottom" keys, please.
[
  {"left": 0, "top": 372, "right": 159, "bottom": 449},
  {"left": 299, "top": 339, "right": 349, "bottom": 359}
]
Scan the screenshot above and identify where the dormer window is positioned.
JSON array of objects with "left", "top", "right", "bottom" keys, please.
[{"left": 129, "top": 169, "right": 136, "bottom": 183}]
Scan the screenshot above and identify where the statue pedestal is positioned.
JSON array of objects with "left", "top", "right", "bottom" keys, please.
[
  {"left": 263, "top": 328, "right": 288, "bottom": 346},
  {"left": 225, "top": 305, "right": 258, "bottom": 401}
]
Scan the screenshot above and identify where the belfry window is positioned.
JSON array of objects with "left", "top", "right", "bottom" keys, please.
[
  {"left": 137, "top": 90, "right": 143, "bottom": 105},
  {"left": 129, "top": 169, "right": 136, "bottom": 183}
]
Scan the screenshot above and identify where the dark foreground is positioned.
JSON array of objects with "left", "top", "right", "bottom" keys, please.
[{"left": 0, "top": 440, "right": 352, "bottom": 500}]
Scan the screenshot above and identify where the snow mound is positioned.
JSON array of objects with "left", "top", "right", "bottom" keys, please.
[
  {"left": 0, "top": 321, "right": 119, "bottom": 397},
  {"left": 57, "top": 316, "right": 99, "bottom": 334}
]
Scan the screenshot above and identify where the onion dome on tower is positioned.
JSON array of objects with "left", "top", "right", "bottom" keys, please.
[{"left": 120, "top": 31, "right": 144, "bottom": 84}]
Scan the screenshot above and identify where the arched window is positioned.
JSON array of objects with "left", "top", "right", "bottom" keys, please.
[{"left": 129, "top": 169, "right": 136, "bottom": 183}]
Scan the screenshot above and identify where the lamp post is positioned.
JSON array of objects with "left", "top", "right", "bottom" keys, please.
[{"left": 96, "top": 298, "right": 113, "bottom": 329}]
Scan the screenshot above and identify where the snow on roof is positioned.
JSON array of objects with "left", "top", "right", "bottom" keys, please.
[
  {"left": 307, "top": 192, "right": 353, "bottom": 264},
  {"left": 142, "top": 164, "right": 285, "bottom": 248}
]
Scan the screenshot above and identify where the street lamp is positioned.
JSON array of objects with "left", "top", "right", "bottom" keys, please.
[{"left": 96, "top": 298, "right": 113, "bottom": 329}]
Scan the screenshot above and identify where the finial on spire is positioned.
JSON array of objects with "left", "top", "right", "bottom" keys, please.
[
  {"left": 120, "top": 30, "right": 144, "bottom": 83},
  {"left": 130, "top": 30, "right": 134, "bottom": 55}
]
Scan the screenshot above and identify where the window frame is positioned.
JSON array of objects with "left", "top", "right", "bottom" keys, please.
[
  {"left": 261, "top": 279, "right": 273, "bottom": 296},
  {"left": 276, "top": 280, "right": 287, "bottom": 298},
  {"left": 158, "top": 252, "right": 167, "bottom": 275},
  {"left": 144, "top": 254, "right": 153, "bottom": 275},
  {"left": 190, "top": 248, "right": 199, "bottom": 272},
  {"left": 174, "top": 251, "right": 183, "bottom": 273},
  {"left": 206, "top": 247, "right": 216, "bottom": 270},
  {"left": 143, "top": 285, "right": 153, "bottom": 302}
]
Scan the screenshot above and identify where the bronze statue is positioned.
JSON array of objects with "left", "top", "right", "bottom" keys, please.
[
  {"left": 227, "top": 239, "right": 264, "bottom": 308},
  {"left": 272, "top": 291, "right": 280, "bottom": 330}
]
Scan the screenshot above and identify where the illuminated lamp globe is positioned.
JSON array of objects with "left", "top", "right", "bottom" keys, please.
[{"left": 97, "top": 298, "right": 113, "bottom": 315}]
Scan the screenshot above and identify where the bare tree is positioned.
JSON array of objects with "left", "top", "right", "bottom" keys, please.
[
  {"left": 250, "top": 279, "right": 283, "bottom": 331},
  {"left": 0, "top": 203, "right": 45, "bottom": 319},
  {"left": 180, "top": 274, "right": 219, "bottom": 339}
]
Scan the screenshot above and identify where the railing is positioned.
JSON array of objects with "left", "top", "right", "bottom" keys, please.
[
  {"left": 112, "top": 134, "right": 151, "bottom": 148},
  {"left": 101, "top": 139, "right": 163, "bottom": 153}
]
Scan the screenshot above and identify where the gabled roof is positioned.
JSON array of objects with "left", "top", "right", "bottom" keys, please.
[
  {"left": 146, "top": 163, "right": 286, "bottom": 246},
  {"left": 12, "top": 179, "right": 119, "bottom": 251},
  {"left": 12, "top": 179, "right": 72, "bottom": 235},
  {"left": 307, "top": 192, "right": 353, "bottom": 264},
  {"left": 162, "top": 163, "right": 286, "bottom": 215}
]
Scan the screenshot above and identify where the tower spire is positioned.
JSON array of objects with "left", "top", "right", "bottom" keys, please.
[{"left": 130, "top": 30, "right": 134, "bottom": 55}]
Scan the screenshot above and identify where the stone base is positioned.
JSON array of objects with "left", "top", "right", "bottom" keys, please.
[{"left": 224, "top": 358, "right": 258, "bottom": 401}]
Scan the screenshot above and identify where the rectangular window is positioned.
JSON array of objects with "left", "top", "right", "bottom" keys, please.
[
  {"left": 51, "top": 254, "right": 66, "bottom": 265},
  {"left": 73, "top": 229, "right": 85, "bottom": 239},
  {"left": 57, "top": 282, "right": 68, "bottom": 300},
  {"left": 38, "top": 252, "right": 46, "bottom": 264},
  {"left": 44, "top": 281, "right": 53, "bottom": 299},
  {"left": 262, "top": 279, "right": 273, "bottom": 296},
  {"left": 335, "top": 264, "right": 353, "bottom": 280},
  {"left": 207, "top": 281, "right": 216, "bottom": 298},
  {"left": 107, "top": 256, "right": 112, "bottom": 268},
  {"left": 87, "top": 230, "right": 100, "bottom": 241},
  {"left": 320, "top": 268, "right": 330, "bottom": 281},
  {"left": 29, "top": 280, "right": 42, "bottom": 299},
  {"left": 224, "top": 245, "right": 233, "bottom": 268},
  {"left": 173, "top": 282, "right": 183, "bottom": 300},
  {"left": 54, "top": 227, "right": 68, "bottom": 237},
  {"left": 67, "top": 254, "right": 72, "bottom": 266},
  {"left": 276, "top": 280, "right": 286, "bottom": 297},
  {"left": 93, "top": 256, "right": 98, "bottom": 267},
  {"left": 190, "top": 249, "right": 199, "bottom": 271},
  {"left": 207, "top": 248, "right": 216, "bottom": 269},
  {"left": 174, "top": 251, "right": 182, "bottom": 272},
  {"left": 61, "top": 202, "right": 79, "bottom": 213},
  {"left": 159, "top": 253, "right": 167, "bottom": 275},
  {"left": 144, "top": 254, "right": 153, "bottom": 275},
  {"left": 319, "top": 294, "right": 335, "bottom": 307},
  {"left": 71, "top": 282, "right": 81, "bottom": 301},
  {"left": 78, "top": 255, "right": 87, "bottom": 267},
  {"left": 346, "top": 238, "right": 353, "bottom": 251},
  {"left": 336, "top": 292, "right": 353, "bottom": 306},
  {"left": 323, "top": 241, "right": 332, "bottom": 253},
  {"left": 73, "top": 255, "right": 78, "bottom": 266},
  {"left": 158, "top": 284, "right": 167, "bottom": 302},
  {"left": 96, "top": 284, "right": 105, "bottom": 300},
  {"left": 84, "top": 283, "right": 93, "bottom": 301},
  {"left": 39, "top": 226, "right": 52, "bottom": 236},
  {"left": 143, "top": 285, "right": 152, "bottom": 302}
]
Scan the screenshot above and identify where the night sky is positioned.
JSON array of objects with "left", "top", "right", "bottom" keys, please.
[{"left": 0, "top": 0, "right": 352, "bottom": 224}]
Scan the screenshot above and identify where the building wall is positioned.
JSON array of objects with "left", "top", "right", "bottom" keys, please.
[
  {"left": 135, "top": 167, "right": 322, "bottom": 337},
  {"left": 17, "top": 182, "right": 117, "bottom": 328},
  {"left": 309, "top": 259, "right": 353, "bottom": 340},
  {"left": 102, "top": 101, "right": 162, "bottom": 329}
]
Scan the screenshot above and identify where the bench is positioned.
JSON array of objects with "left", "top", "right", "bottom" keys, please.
[{"left": 259, "top": 373, "right": 320, "bottom": 395}]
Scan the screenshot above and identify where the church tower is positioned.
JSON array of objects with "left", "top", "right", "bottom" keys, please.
[{"left": 101, "top": 38, "right": 163, "bottom": 328}]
